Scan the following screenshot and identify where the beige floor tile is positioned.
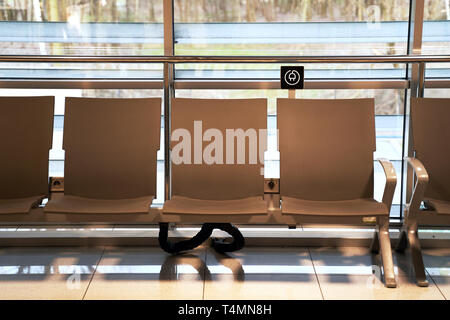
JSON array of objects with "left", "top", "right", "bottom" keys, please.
[
  {"left": 0, "top": 247, "right": 103, "bottom": 300},
  {"left": 316, "top": 274, "right": 444, "bottom": 300},
  {"left": 310, "top": 246, "right": 419, "bottom": 278},
  {"left": 2, "top": 245, "right": 447, "bottom": 300},
  {"left": 423, "top": 248, "right": 450, "bottom": 299},
  {"left": 203, "top": 247, "right": 322, "bottom": 300},
  {"left": 84, "top": 247, "right": 206, "bottom": 300},
  {"left": 310, "top": 247, "right": 444, "bottom": 300},
  {"left": 428, "top": 276, "right": 450, "bottom": 299},
  {"left": 394, "top": 247, "right": 450, "bottom": 293},
  {"left": 423, "top": 248, "right": 450, "bottom": 269},
  {"left": 310, "top": 246, "right": 379, "bottom": 264}
]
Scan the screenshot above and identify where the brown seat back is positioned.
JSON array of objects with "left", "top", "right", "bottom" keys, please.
[
  {"left": 63, "top": 97, "right": 161, "bottom": 199},
  {"left": 278, "top": 98, "right": 376, "bottom": 201},
  {"left": 171, "top": 98, "right": 267, "bottom": 200},
  {"left": 0, "top": 96, "right": 54, "bottom": 199},
  {"left": 411, "top": 98, "right": 450, "bottom": 201}
]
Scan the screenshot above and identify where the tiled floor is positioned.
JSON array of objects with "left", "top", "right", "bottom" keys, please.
[{"left": 0, "top": 246, "right": 448, "bottom": 300}]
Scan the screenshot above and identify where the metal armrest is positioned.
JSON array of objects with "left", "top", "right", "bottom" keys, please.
[
  {"left": 374, "top": 159, "right": 398, "bottom": 288},
  {"left": 400, "top": 157, "right": 430, "bottom": 287},
  {"left": 377, "top": 158, "right": 397, "bottom": 211},
  {"left": 404, "top": 157, "right": 429, "bottom": 218},
  {"left": 405, "top": 157, "right": 429, "bottom": 183}
]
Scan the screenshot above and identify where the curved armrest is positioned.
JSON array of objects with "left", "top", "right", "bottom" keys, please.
[
  {"left": 377, "top": 158, "right": 397, "bottom": 211},
  {"left": 405, "top": 157, "right": 429, "bottom": 183},
  {"left": 405, "top": 157, "right": 429, "bottom": 217}
]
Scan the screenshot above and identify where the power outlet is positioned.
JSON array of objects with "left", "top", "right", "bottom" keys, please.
[
  {"left": 264, "top": 178, "right": 280, "bottom": 194},
  {"left": 49, "top": 177, "right": 64, "bottom": 192}
]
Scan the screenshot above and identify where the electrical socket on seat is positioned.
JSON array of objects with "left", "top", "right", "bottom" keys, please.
[
  {"left": 264, "top": 178, "right": 280, "bottom": 194},
  {"left": 49, "top": 177, "right": 64, "bottom": 192}
]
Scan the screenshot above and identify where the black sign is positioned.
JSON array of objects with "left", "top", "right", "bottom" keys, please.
[{"left": 280, "top": 66, "right": 304, "bottom": 89}]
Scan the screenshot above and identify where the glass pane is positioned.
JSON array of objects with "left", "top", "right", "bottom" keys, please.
[
  {"left": 0, "top": 61, "right": 163, "bottom": 79},
  {"left": 175, "top": 89, "right": 405, "bottom": 218},
  {"left": 425, "top": 62, "right": 450, "bottom": 80},
  {"left": 425, "top": 88, "right": 450, "bottom": 98},
  {"left": 175, "top": 63, "right": 407, "bottom": 80},
  {"left": 0, "top": 0, "right": 164, "bottom": 55},
  {"left": 0, "top": 88, "right": 165, "bottom": 205},
  {"left": 174, "top": 0, "right": 410, "bottom": 56},
  {"left": 423, "top": 0, "right": 450, "bottom": 55}
]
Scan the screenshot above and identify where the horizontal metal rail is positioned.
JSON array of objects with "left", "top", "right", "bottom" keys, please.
[
  {"left": 174, "top": 80, "right": 410, "bottom": 90},
  {"left": 1, "top": 55, "right": 450, "bottom": 64}
]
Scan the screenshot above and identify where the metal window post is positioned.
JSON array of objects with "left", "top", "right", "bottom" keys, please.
[
  {"left": 402, "top": 0, "right": 425, "bottom": 218},
  {"left": 163, "top": 0, "right": 175, "bottom": 201},
  {"left": 409, "top": 0, "right": 425, "bottom": 97}
]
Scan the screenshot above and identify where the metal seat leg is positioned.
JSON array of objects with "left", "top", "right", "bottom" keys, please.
[
  {"left": 378, "top": 217, "right": 397, "bottom": 288},
  {"left": 407, "top": 226, "right": 429, "bottom": 287}
]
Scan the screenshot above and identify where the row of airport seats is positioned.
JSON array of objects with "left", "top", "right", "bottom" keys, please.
[{"left": 0, "top": 96, "right": 449, "bottom": 288}]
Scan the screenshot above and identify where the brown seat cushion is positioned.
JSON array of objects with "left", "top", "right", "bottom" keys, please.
[
  {"left": 44, "top": 195, "right": 154, "bottom": 214},
  {"left": 163, "top": 196, "right": 266, "bottom": 215},
  {"left": 0, "top": 196, "right": 45, "bottom": 214},
  {"left": 281, "top": 196, "right": 388, "bottom": 216},
  {"left": 426, "top": 198, "right": 450, "bottom": 215}
]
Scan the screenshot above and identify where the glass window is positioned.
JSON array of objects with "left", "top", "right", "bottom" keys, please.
[
  {"left": 423, "top": 0, "right": 450, "bottom": 81},
  {"left": 174, "top": 0, "right": 410, "bottom": 56},
  {"left": 174, "top": 1, "right": 409, "bottom": 81},
  {"left": 0, "top": 61, "right": 164, "bottom": 80},
  {"left": 423, "top": 0, "right": 450, "bottom": 55},
  {"left": 0, "top": 0, "right": 164, "bottom": 56},
  {"left": 175, "top": 62, "right": 407, "bottom": 81},
  {"left": 425, "top": 62, "right": 450, "bottom": 79},
  {"left": 0, "top": 2, "right": 164, "bottom": 80},
  {"left": 425, "top": 88, "right": 450, "bottom": 98}
]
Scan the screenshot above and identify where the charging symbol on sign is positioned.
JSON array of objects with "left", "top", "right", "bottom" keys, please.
[
  {"left": 281, "top": 66, "right": 304, "bottom": 89},
  {"left": 284, "top": 70, "right": 301, "bottom": 86}
]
